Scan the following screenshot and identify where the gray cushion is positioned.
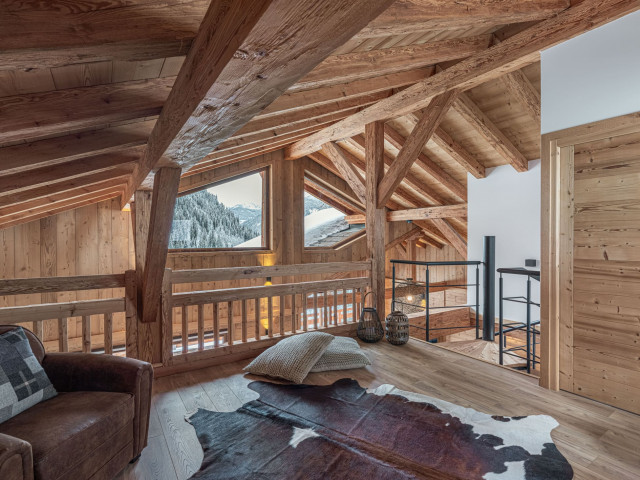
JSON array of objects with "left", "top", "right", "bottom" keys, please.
[
  {"left": 310, "top": 336, "right": 371, "bottom": 372},
  {"left": 0, "top": 327, "right": 57, "bottom": 424},
  {"left": 244, "top": 332, "right": 334, "bottom": 383}
]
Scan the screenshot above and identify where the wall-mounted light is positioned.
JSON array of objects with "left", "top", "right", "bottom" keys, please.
[
  {"left": 264, "top": 277, "right": 272, "bottom": 286},
  {"left": 406, "top": 295, "right": 414, "bottom": 302}
]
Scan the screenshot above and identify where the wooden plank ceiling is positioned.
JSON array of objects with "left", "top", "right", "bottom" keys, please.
[{"left": 1, "top": 0, "right": 637, "bottom": 253}]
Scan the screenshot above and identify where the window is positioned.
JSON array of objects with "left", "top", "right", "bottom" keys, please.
[
  {"left": 303, "top": 191, "right": 364, "bottom": 248},
  {"left": 169, "top": 170, "right": 267, "bottom": 250}
]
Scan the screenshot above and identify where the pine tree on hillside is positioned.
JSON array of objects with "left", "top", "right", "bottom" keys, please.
[{"left": 169, "top": 191, "right": 261, "bottom": 248}]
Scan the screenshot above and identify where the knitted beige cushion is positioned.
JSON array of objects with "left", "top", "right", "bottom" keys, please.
[
  {"left": 310, "top": 336, "right": 371, "bottom": 372},
  {"left": 244, "top": 332, "right": 334, "bottom": 383}
]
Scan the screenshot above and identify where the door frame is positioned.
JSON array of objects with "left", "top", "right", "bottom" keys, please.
[{"left": 540, "top": 111, "right": 640, "bottom": 390}]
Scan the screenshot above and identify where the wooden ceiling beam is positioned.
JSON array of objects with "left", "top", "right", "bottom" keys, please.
[
  {"left": 501, "top": 69, "right": 542, "bottom": 125},
  {"left": 0, "top": 175, "right": 131, "bottom": 216},
  {"left": 348, "top": 135, "right": 448, "bottom": 206},
  {"left": 0, "top": 190, "right": 123, "bottom": 230},
  {"left": 321, "top": 143, "right": 367, "bottom": 204},
  {"left": 303, "top": 180, "right": 360, "bottom": 217},
  {"left": 386, "top": 226, "right": 423, "bottom": 251},
  {"left": 0, "top": 147, "right": 142, "bottom": 194},
  {"left": 431, "top": 127, "right": 486, "bottom": 179},
  {"left": 286, "top": 0, "right": 639, "bottom": 158},
  {"left": 0, "top": 78, "right": 172, "bottom": 146},
  {"left": 293, "top": 35, "right": 491, "bottom": 91},
  {"left": 271, "top": 68, "right": 432, "bottom": 107},
  {"left": 377, "top": 90, "right": 459, "bottom": 208},
  {"left": 388, "top": 205, "right": 467, "bottom": 222},
  {"left": 0, "top": 183, "right": 126, "bottom": 221},
  {"left": 452, "top": 93, "right": 529, "bottom": 172},
  {"left": 412, "top": 220, "right": 451, "bottom": 246},
  {"left": 0, "top": 121, "right": 154, "bottom": 176},
  {"left": 432, "top": 218, "right": 468, "bottom": 258},
  {"left": 383, "top": 124, "right": 466, "bottom": 201},
  {"left": 0, "top": 1, "right": 209, "bottom": 70},
  {"left": 304, "top": 155, "right": 365, "bottom": 212},
  {"left": 346, "top": 204, "right": 466, "bottom": 223},
  {"left": 235, "top": 93, "right": 387, "bottom": 139},
  {"left": 0, "top": 0, "right": 567, "bottom": 70},
  {"left": 357, "top": 0, "right": 571, "bottom": 38},
  {"left": 125, "top": 0, "right": 397, "bottom": 207},
  {"left": 0, "top": 171, "right": 132, "bottom": 212}
]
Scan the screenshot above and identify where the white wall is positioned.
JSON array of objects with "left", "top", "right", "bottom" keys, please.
[
  {"left": 541, "top": 10, "right": 640, "bottom": 134},
  {"left": 467, "top": 160, "right": 540, "bottom": 322}
]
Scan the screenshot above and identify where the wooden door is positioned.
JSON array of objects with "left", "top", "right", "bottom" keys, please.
[{"left": 542, "top": 114, "right": 640, "bottom": 414}]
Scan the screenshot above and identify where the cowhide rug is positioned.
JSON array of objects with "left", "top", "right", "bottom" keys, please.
[{"left": 186, "top": 378, "right": 573, "bottom": 480}]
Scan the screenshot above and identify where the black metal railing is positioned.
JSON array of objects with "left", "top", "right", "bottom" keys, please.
[
  {"left": 497, "top": 267, "right": 540, "bottom": 373},
  {"left": 390, "top": 260, "right": 482, "bottom": 342}
]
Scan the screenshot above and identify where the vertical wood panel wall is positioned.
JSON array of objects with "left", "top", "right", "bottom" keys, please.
[{"left": 0, "top": 198, "right": 134, "bottom": 343}]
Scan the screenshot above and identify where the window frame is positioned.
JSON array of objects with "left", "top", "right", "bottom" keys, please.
[
  {"left": 302, "top": 180, "right": 366, "bottom": 252},
  {"left": 168, "top": 167, "right": 271, "bottom": 253}
]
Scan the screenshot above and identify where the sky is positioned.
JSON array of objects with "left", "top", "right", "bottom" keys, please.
[{"left": 207, "top": 172, "right": 263, "bottom": 207}]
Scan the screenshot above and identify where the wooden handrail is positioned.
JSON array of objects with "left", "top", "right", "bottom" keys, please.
[
  {"left": 170, "top": 261, "right": 371, "bottom": 284},
  {"left": 0, "top": 298, "right": 126, "bottom": 324},
  {"left": 172, "top": 277, "right": 370, "bottom": 307},
  {"left": 0, "top": 274, "right": 126, "bottom": 296}
]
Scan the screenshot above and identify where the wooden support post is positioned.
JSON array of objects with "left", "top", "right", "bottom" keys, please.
[
  {"left": 366, "top": 120, "right": 387, "bottom": 319},
  {"left": 124, "top": 269, "right": 138, "bottom": 358},
  {"left": 142, "top": 167, "right": 181, "bottom": 324},
  {"left": 161, "top": 268, "right": 173, "bottom": 364}
]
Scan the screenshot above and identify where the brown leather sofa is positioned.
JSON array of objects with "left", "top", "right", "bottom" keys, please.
[{"left": 0, "top": 326, "right": 153, "bottom": 480}]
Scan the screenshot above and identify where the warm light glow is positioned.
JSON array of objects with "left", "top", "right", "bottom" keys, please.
[
  {"left": 264, "top": 277, "right": 273, "bottom": 286},
  {"left": 260, "top": 318, "right": 270, "bottom": 330},
  {"left": 420, "top": 299, "right": 426, "bottom": 307},
  {"left": 406, "top": 295, "right": 413, "bottom": 302},
  {"left": 121, "top": 203, "right": 131, "bottom": 212}
]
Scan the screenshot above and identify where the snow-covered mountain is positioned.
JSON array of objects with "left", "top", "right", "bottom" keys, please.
[{"left": 230, "top": 203, "right": 262, "bottom": 231}]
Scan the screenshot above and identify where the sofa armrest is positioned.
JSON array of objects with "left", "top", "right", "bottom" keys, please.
[
  {"left": 0, "top": 434, "right": 33, "bottom": 480},
  {"left": 42, "top": 353, "right": 153, "bottom": 458}
]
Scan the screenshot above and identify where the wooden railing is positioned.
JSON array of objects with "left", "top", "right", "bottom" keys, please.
[
  {"left": 0, "top": 271, "right": 136, "bottom": 356},
  {"left": 161, "top": 262, "right": 371, "bottom": 367}
]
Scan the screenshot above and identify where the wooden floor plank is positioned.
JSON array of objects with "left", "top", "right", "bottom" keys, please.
[{"left": 119, "top": 339, "right": 640, "bottom": 479}]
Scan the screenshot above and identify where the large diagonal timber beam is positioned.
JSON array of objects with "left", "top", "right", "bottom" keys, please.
[
  {"left": 285, "top": 0, "right": 640, "bottom": 159},
  {"left": 141, "top": 168, "right": 181, "bottom": 324},
  {"left": 322, "top": 142, "right": 367, "bottom": 204},
  {"left": 383, "top": 124, "right": 466, "bottom": 201},
  {"left": 377, "top": 90, "right": 458, "bottom": 208},
  {"left": 123, "top": 0, "right": 397, "bottom": 206}
]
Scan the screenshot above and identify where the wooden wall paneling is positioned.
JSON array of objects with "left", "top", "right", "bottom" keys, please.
[
  {"left": 39, "top": 215, "right": 57, "bottom": 341},
  {"left": 0, "top": 227, "right": 15, "bottom": 307},
  {"left": 75, "top": 204, "right": 99, "bottom": 343}
]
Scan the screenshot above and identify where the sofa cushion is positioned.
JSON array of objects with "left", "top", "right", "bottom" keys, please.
[
  {"left": 244, "top": 332, "right": 334, "bottom": 383},
  {"left": 0, "top": 327, "right": 57, "bottom": 424},
  {"left": 310, "top": 336, "right": 371, "bottom": 372},
  {"left": 0, "top": 391, "right": 134, "bottom": 480}
]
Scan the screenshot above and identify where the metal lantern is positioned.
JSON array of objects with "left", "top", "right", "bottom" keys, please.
[
  {"left": 385, "top": 310, "right": 409, "bottom": 345},
  {"left": 357, "top": 292, "right": 384, "bottom": 343}
]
